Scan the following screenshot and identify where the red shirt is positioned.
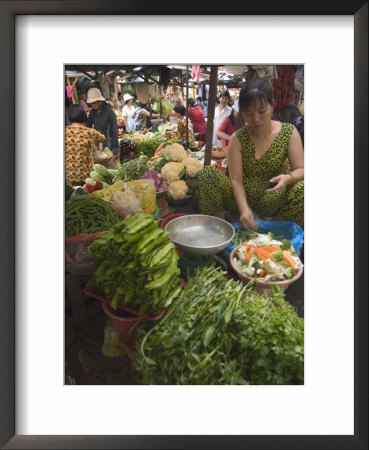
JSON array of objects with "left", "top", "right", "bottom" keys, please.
[
  {"left": 217, "top": 116, "right": 236, "bottom": 146},
  {"left": 188, "top": 106, "right": 207, "bottom": 135}
]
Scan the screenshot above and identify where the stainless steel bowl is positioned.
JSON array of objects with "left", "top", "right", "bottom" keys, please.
[{"left": 164, "top": 214, "right": 235, "bottom": 255}]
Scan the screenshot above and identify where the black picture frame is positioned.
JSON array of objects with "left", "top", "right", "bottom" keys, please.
[{"left": 1, "top": 1, "right": 367, "bottom": 449}]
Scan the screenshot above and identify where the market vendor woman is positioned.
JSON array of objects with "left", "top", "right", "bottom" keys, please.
[
  {"left": 166, "top": 104, "right": 195, "bottom": 147},
  {"left": 85, "top": 88, "right": 119, "bottom": 157},
  {"left": 198, "top": 79, "right": 304, "bottom": 228}
]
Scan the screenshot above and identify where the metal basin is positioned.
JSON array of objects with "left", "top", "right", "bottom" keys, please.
[{"left": 164, "top": 214, "right": 235, "bottom": 255}]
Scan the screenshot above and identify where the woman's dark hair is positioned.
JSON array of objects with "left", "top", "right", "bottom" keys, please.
[
  {"left": 228, "top": 109, "right": 235, "bottom": 127},
  {"left": 125, "top": 99, "right": 131, "bottom": 105},
  {"left": 174, "top": 104, "right": 186, "bottom": 116},
  {"left": 117, "top": 92, "right": 123, "bottom": 99},
  {"left": 188, "top": 98, "right": 196, "bottom": 107},
  {"left": 238, "top": 79, "right": 274, "bottom": 112},
  {"left": 273, "top": 105, "right": 301, "bottom": 123},
  {"left": 219, "top": 90, "right": 230, "bottom": 99},
  {"left": 68, "top": 104, "right": 87, "bottom": 124},
  {"left": 273, "top": 105, "right": 304, "bottom": 146}
]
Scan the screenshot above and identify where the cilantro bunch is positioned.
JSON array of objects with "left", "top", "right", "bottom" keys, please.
[{"left": 133, "top": 266, "right": 304, "bottom": 385}]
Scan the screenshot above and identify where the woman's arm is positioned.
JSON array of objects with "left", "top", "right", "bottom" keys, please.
[
  {"left": 267, "top": 127, "right": 304, "bottom": 193},
  {"left": 140, "top": 109, "right": 160, "bottom": 118},
  {"left": 216, "top": 130, "right": 232, "bottom": 142},
  {"left": 216, "top": 117, "right": 232, "bottom": 143},
  {"left": 227, "top": 133, "right": 256, "bottom": 229},
  {"left": 93, "top": 129, "right": 106, "bottom": 144}
]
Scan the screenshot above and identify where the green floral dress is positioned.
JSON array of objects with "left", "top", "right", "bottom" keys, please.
[{"left": 198, "top": 122, "right": 304, "bottom": 226}]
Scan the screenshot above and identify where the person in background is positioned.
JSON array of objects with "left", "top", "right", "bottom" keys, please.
[
  {"left": 85, "top": 88, "right": 119, "bottom": 158},
  {"left": 216, "top": 108, "right": 236, "bottom": 147},
  {"left": 232, "top": 96, "right": 239, "bottom": 119},
  {"left": 212, "top": 90, "right": 232, "bottom": 146},
  {"left": 171, "top": 86, "right": 184, "bottom": 105},
  {"left": 122, "top": 93, "right": 136, "bottom": 133},
  {"left": 79, "top": 92, "right": 89, "bottom": 111},
  {"left": 165, "top": 104, "right": 195, "bottom": 147},
  {"left": 198, "top": 78, "right": 304, "bottom": 228},
  {"left": 187, "top": 97, "right": 207, "bottom": 142},
  {"left": 65, "top": 104, "right": 106, "bottom": 185},
  {"left": 115, "top": 92, "right": 124, "bottom": 112},
  {"left": 273, "top": 105, "right": 304, "bottom": 146},
  {"left": 203, "top": 99, "right": 208, "bottom": 118},
  {"left": 133, "top": 101, "right": 161, "bottom": 132},
  {"left": 196, "top": 96, "right": 205, "bottom": 111},
  {"left": 107, "top": 91, "right": 117, "bottom": 106},
  {"left": 132, "top": 94, "right": 138, "bottom": 108}
]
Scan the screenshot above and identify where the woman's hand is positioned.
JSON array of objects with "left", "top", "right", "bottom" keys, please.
[
  {"left": 239, "top": 207, "right": 256, "bottom": 230},
  {"left": 266, "top": 174, "right": 291, "bottom": 193}
]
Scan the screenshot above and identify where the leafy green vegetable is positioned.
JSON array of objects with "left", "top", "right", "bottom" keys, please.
[
  {"left": 133, "top": 266, "right": 304, "bottom": 385},
  {"left": 153, "top": 157, "right": 168, "bottom": 173},
  {"left": 113, "top": 155, "right": 148, "bottom": 182},
  {"left": 136, "top": 135, "right": 166, "bottom": 159},
  {"left": 231, "top": 229, "right": 260, "bottom": 247},
  {"left": 88, "top": 212, "right": 181, "bottom": 314}
]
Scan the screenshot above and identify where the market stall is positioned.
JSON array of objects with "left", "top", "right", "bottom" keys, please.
[
  {"left": 65, "top": 139, "right": 304, "bottom": 385},
  {"left": 65, "top": 64, "right": 305, "bottom": 386}
]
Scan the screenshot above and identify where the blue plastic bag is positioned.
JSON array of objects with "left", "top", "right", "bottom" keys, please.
[{"left": 224, "top": 220, "right": 304, "bottom": 257}]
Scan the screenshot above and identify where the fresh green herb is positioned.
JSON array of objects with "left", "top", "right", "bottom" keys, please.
[
  {"left": 136, "top": 135, "right": 166, "bottom": 159},
  {"left": 232, "top": 228, "right": 260, "bottom": 247},
  {"left": 133, "top": 266, "right": 304, "bottom": 385}
]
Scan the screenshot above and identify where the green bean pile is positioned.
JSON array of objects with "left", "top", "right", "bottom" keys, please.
[{"left": 65, "top": 196, "right": 123, "bottom": 237}]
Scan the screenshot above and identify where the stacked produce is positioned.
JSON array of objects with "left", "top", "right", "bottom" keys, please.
[
  {"left": 112, "top": 155, "right": 149, "bottom": 183},
  {"left": 85, "top": 157, "right": 151, "bottom": 188},
  {"left": 92, "top": 179, "right": 156, "bottom": 215},
  {"left": 88, "top": 212, "right": 182, "bottom": 315},
  {"left": 152, "top": 143, "right": 202, "bottom": 200},
  {"left": 85, "top": 163, "right": 118, "bottom": 187},
  {"left": 65, "top": 196, "right": 123, "bottom": 237},
  {"left": 140, "top": 171, "right": 168, "bottom": 193},
  {"left": 122, "top": 132, "right": 166, "bottom": 159},
  {"left": 119, "top": 138, "right": 137, "bottom": 163},
  {"left": 133, "top": 266, "right": 304, "bottom": 385}
]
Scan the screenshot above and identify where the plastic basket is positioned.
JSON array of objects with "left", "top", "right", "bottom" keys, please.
[
  {"left": 65, "top": 207, "right": 129, "bottom": 269},
  {"left": 224, "top": 220, "right": 304, "bottom": 258}
]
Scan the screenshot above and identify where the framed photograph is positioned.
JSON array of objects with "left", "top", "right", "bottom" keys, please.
[{"left": 1, "top": 1, "right": 367, "bottom": 449}]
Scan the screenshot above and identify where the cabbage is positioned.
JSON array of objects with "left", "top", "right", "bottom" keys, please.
[{"left": 140, "top": 170, "right": 168, "bottom": 192}]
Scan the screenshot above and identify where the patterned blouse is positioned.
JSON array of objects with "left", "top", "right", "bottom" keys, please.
[
  {"left": 65, "top": 126, "right": 105, "bottom": 185},
  {"left": 177, "top": 117, "right": 195, "bottom": 146}
]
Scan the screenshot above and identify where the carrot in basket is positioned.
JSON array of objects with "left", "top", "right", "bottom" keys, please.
[
  {"left": 258, "top": 269, "right": 267, "bottom": 278},
  {"left": 244, "top": 247, "right": 254, "bottom": 262},
  {"left": 283, "top": 250, "right": 296, "bottom": 269},
  {"left": 254, "top": 247, "right": 272, "bottom": 261},
  {"left": 262, "top": 245, "right": 281, "bottom": 253}
]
